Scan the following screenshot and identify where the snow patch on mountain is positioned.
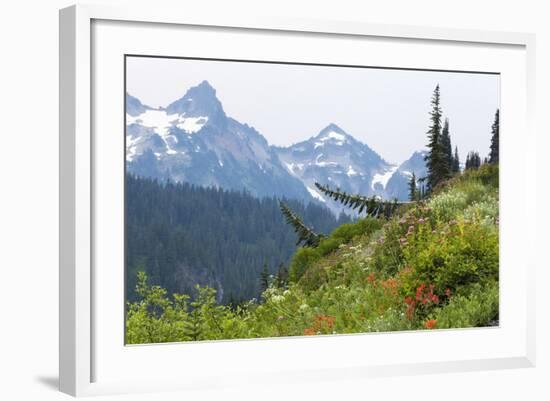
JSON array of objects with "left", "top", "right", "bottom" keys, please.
[
  {"left": 372, "top": 166, "right": 398, "bottom": 190},
  {"left": 126, "top": 109, "right": 208, "bottom": 136},
  {"left": 307, "top": 186, "right": 325, "bottom": 202},
  {"left": 320, "top": 130, "right": 346, "bottom": 144},
  {"left": 347, "top": 165, "right": 358, "bottom": 177}
]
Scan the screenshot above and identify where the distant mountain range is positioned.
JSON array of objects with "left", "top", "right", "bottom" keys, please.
[{"left": 126, "top": 81, "right": 427, "bottom": 213}]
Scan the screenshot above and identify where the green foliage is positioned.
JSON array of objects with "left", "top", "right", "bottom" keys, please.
[
  {"left": 288, "top": 217, "right": 383, "bottom": 283},
  {"left": 314, "top": 182, "right": 404, "bottom": 218},
  {"left": 126, "top": 174, "right": 347, "bottom": 303},
  {"left": 279, "top": 201, "right": 323, "bottom": 247},
  {"left": 489, "top": 109, "right": 499, "bottom": 165},
  {"left": 431, "top": 282, "right": 499, "bottom": 328},
  {"left": 400, "top": 216, "right": 499, "bottom": 295},
  {"left": 424, "top": 84, "right": 451, "bottom": 191},
  {"left": 452, "top": 146, "right": 460, "bottom": 173},
  {"left": 441, "top": 118, "right": 453, "bottom": 171},
  {"left": 408, "top": 172, "right": 417, "bottom": 201},
  {"left": 127, "top": 166, "right": 500, "bottom": 344},
  {"left": 465, "top": 151, "right": 481, "bottom": 170}
]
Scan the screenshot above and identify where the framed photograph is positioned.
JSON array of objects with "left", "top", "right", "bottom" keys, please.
[{"left": 59, "top": 4, "right": 536, "bottom": 396}]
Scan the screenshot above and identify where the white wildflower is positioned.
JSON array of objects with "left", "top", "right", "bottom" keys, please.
[{"left": 271, "top": 295, "right": 285, "bottom": 303}]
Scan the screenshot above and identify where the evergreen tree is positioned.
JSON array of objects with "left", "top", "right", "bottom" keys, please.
[
  {"left": 275, "top": 262, "right": 289, "bottom": 288},
  {"left": 408, "top": 172, "right": 417, "bottom": 201},
  {"left": 260, "top": 263, "right": 270, "bottom": 293},
  {"left": 314, "top": 182, "right": 403, "bottom": 218},
  {"left": 279, "top": 201, "right": 323, "bottom": 247},
  {"left": 125, "top": 174, "right": 347, "bottom": 304},
  {"left": 441, "top": 118, "right": 453, "bottom": 170},
  {"left": 424, "top": 85, "right": 450, "bottom": 192},
  {"left": 452, "top": 146, "right": 460, "bottom": 173},
  {"left": 465, "top": 151, "right": 481, "bottom": 170},
  {"left": 489, "top": 109, "right": 499, "bottom": 164}
]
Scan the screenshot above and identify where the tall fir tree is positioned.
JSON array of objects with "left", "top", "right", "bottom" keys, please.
[
  {"left": 275, "top": 262, "right": 288, "bottom": 288},
  {"left": 465, "top": 151, "right": 481, "bottom": 170},
  {"left": 260, "top": 263, "right": 270, "bottom": 293},
  {"left": 441, "top": 118, "right": 453, "bottom": 171},
  {"left": 408, "top": 172, "right": 417, "bottom": 201},
  {"left": 489, "top": 109, "right": 499, "bottom": 164},
  {"left": 424, "top": 85, "right": 450, "bottom": 192},
  {"left": 452, "top": 146, "right": 460, "bottom": 173}
]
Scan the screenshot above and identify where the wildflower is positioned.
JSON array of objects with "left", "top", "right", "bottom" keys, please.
[
  {"left": 445, "top": 288, "right": 452, "bottom": 298},
  {"left": 367, "top": 272, "right": 376, "bottom": 283},
  {"left": 404, "top": 296, "right": 414, "bottom": 305},
  {"left": 416, "top": 284, "right": 426, "bottom": 301},
  {"left": 303, "top": 328, "right": 316, "bottom": 336},
  {"left": 271, "top": 295, "right": 284, "bottom": 303},
  {"left": 299, "top": 303, "right": 309, "bottom": 311},
  {"left": 424, "top": 319, "right": 437, "bottom": 329},
  {"left": 405, "top": 304, "right": 415, "bottom": 319},
  {"left": 277, "top": 315, "right": 285, "bottom": 321},
  {"left": 418, "top": 218, "right": 425, "bottom": 224}
]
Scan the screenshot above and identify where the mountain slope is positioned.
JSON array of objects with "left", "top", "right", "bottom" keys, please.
[
  {"left": 274, "top": 124, "right": 395, "bottom": 212},
  {"left": 385, "top": 150, "right": 428, "bottom": 200},
  {"left": 126, "top": 165, "right": 500, "bottom": 344},
  {"left": 126, "top": 81, "right": 311, "bottom": 201},
  {"left": 126, "top": 82, "right": 427, "bottom": 207}
]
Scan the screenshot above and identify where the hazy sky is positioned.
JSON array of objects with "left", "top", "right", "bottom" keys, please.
[{"left": 126, "top": 56, "right": 499, "bottom": 165}]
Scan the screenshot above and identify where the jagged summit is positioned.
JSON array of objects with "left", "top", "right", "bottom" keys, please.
[{"left": 165, "top": 80, "right": 225, "bottom": 119}]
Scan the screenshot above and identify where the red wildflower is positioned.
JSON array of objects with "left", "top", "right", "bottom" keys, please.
[
  {"left": 445, "top": 288, "right": 452, "bottom": 298},
  {"left": 424, "top": 319, "right": 437, "bottom": 329},
  {"left": 367, "top": 272, "right": 376, "bottom": 283}
]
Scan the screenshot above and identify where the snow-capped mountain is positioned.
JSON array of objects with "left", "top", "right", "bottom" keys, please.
[
  {"left": 385, "top": 150, "right": 428, "bottom": 200},
  {"left": 126, "top": 81, "right": 311, "bottom": 201},
  {"left": 274, "top": 124, "right": 399, "bottom": 212},
  {"left": 126, "top": 81, "right": 427, "bottom": 212}
]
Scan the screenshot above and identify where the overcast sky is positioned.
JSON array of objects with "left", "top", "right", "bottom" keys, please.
[{"left": 126, "top": 56, "right": 499, "bottom": 165}]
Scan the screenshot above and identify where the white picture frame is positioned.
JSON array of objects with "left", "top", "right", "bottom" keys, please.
[{"left": 59, "top": 3, "right": 536, "bottom": 397}]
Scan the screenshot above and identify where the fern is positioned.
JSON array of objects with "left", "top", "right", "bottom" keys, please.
[
  {"left": 314, "top": 182, "right": 406, "bottom": 218},
  {"left": 279, "top": 201, "right": 323, "bottom": 247}
]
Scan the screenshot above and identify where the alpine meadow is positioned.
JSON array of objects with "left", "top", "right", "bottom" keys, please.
[{"left": 124, "top": 57, "right": 500, "bottom": 344}]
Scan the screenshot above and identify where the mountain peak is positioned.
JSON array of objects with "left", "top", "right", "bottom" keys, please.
[
  {"left": 196, "top": 80, "right": 215, "bottom": 91},
  {"left": 165, "top": 80, "right": 225, "bottom": 119},
  {"left": 320, "top": 123, "right": 346, "bottom": 135},
  {"left": 314, "top": 123, "right": 351, "bottom": 145}
]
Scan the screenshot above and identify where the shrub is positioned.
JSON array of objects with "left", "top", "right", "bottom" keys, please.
[
  {"left": 429, "top": 190, "right": 469, "bottom": 222},
  {"left": 289, "top": 217, "right": 382, "bottom": 282},
  {"left": 400, "top": 217, "right": 499, "bottom": 297},
  {"left": 430, "top": 281, "right": 499, "bottom": 328}
]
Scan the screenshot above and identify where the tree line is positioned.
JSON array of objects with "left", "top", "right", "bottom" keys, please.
[
  {"left": 409, "top": 85, "right": 499, "bottom": 201},
  {"left": 125, "top": 174, "right": 349, "bottom": 304}
]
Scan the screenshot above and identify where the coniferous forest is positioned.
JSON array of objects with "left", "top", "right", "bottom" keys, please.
[{"left": 126, "top": 175, "right": 350, "bottom": 304}]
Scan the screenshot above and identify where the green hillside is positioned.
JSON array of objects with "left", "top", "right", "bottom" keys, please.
[{"left": 126, "top": 164, "right": 499, "bottom": 344}]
